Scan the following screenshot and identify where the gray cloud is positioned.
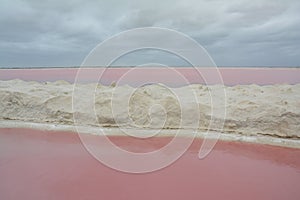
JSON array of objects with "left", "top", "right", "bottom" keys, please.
[{"left": 0, "top": 0, "right": 300, "bottom": 67}]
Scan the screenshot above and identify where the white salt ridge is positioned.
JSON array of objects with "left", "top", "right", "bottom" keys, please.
[{"left": 0, "top": 79, "right": 299, "bottom": 139}]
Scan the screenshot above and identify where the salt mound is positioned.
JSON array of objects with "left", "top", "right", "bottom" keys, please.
[{"left": 0, "top": 79, "right": 300, "bottom": 139}]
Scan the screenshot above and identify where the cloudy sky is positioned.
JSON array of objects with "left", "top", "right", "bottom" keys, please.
[{"left": 0, "top": 0, "right": 300, "bottom": 67}]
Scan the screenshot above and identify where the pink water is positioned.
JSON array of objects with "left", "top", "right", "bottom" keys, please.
[
  {"left": 1, "top": 67, "right": 300, "bottom": 86},
  {"left": 0, "top": 128, "right": 300, "bottom": 200}
]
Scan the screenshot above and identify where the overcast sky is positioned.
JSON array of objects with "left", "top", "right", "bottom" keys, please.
[{"left": 0, "top": 0, "right": 300, "bottom": 67}]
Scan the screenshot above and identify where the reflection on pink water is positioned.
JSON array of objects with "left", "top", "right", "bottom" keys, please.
[
  {"left": 0, "top": 128, "right": 300, "bottom": 200},
  {"left": 0, "top": 67, "right": 300, "bottom": 86}
]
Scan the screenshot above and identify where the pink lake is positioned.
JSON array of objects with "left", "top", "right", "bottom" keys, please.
[
  {"left": 0, "top": 67, "right": 300, "bottom": 86},
  {"left": 0, "top": 128, "right": 300, "bottom": 200}
]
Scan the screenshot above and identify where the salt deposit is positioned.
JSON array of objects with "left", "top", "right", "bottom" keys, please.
[{"left": 0, "top": 79, "right": 299, "bottom": 139}]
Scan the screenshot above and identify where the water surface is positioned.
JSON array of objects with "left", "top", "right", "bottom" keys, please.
[{"left": 0, "top": 128, "right": 299, "bottom": 200}]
